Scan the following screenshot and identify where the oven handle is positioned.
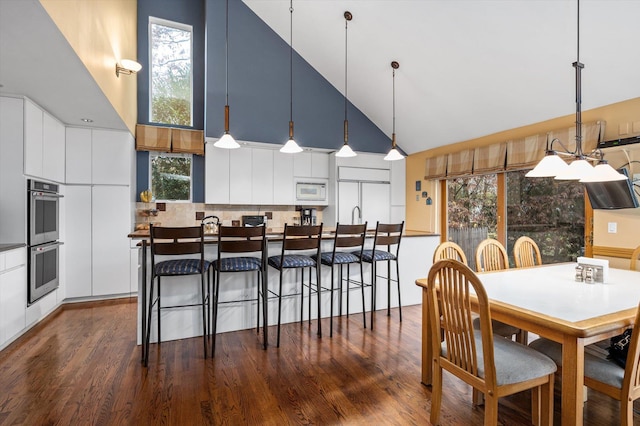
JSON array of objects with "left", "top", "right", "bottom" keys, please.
[
  {"left": 29, "top": 191, "right": 64, "bottom": 198},
  {"left": 31, "top": 241, "right": 64, "bottom": 252}
]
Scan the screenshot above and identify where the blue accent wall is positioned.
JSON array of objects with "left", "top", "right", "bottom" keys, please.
[
  {"left": 136, "top": 0, "right": 392, "bottom": 201},
  {"left": 205, "top": 0, "right": 391, "bottom": 152}
]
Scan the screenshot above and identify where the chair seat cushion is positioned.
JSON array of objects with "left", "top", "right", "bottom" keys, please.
[
  {"left": 529, "top": 338, "right": 624, "bottom": 389},
  {"left": 473, "top": 317, "right": 520, "bottom": 338},
  {"left": 313, "top": 252, "right": 360, "bottom": 266},
  {"left": 155, "top": 258, "right": 211, "bottom": 276},
  {"left": 355, "top": 249, "right": 396, "bottom": 263},
  {"left": 442, "top": 331, "right": 557, "bottom": 386},
  {"left": 268, "top": 254, "right": 316, "bottom": 270},
  {"left": 215, "top": 257, "right": 262, "bottom": 272}
]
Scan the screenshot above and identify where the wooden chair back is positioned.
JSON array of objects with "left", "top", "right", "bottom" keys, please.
[
  {"left": 475, "top": 238, "right": 509, "bottom": 272},
  {"left": 150, "top": 225, "right": 205, "bottom": 257},
  {"left": 513, "top": 236, "right": 542, "bottom": 268},
  {"left": 433, "top": 241, "right": 468, "bottom": 265},
  {"left": 281, "top": 224, "right": 323, "bottom": 252},
  {"left": 217, "top": 225, "right": 265, "bottom": 255},
  {"left": 332, "top": 222, "right": 367, "bottom": 256},
  {"left": 631, "top": 245, "right": 640, "bottom": 271},
  {"left": 372, "top": 221, "right": 404, "bottom": 255}
]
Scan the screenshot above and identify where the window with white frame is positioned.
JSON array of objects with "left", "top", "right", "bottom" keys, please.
[
  {"left": 149, "top": 153, "right": 193, "bottom": 202},
  {"left": 149, "top": 17, "right": 193, "bottom": 126}
]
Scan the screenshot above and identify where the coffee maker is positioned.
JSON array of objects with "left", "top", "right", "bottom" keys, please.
[{"left": 300, "top": 208, "right": 317, "bottom": 226}]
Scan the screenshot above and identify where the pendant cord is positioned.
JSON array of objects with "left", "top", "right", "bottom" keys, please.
[
  {"left": 392, "top": 67, "right": 396, "bottom": 139},
  {"left": 344, "top": 17, "right": 348, "bottom": 124},
  {"left": 574, "top": 0, "right": 583, "bottom": 156},
  {"left": 289, "top": 1, "right": 293, "bottom": 124},
  {"left": 225, "top": 0, "right": 229, "bottom": 106}
]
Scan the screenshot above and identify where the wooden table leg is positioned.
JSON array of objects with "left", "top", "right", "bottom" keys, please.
[
  {"left": 561, "top": 337, "right": 584, "bottom": 426},
  {"left": 421, "top": 288, "right": 433, "bottom": 386}
]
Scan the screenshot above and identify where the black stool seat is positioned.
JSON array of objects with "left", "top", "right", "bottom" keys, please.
[
  {"left": 268, "top": 254, "right": 316, "bottom": 269},
  {"left": 215, "top": 257, "right": 262, "bottom": 272},
  {"left": 155, "top": 259, "right": 212, "bottom": 275}
]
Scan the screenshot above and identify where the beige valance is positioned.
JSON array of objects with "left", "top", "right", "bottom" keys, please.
[
  {"left": 446, "top": 149, "right": 474, "bottom": 178},
  {"left": 136, "top": 124, "right": 171, "bottom": 152},
  {"left": 172, "top": 128, "right": 204, "bottom": 155},
  {"left": 136, "top": 124, "right": 205, "bottom": 155},
  {"left": 505, "top": 134, "right": 547, "bottom": 171},
  {"left": 424, "top": 155, "right": 447, "bottom": 180},
  {"left": 547, "top": 120, "right": 603, "bottom": 156},
  {"left": 473, "top": 142, "right": 506, "bottom": 174}
]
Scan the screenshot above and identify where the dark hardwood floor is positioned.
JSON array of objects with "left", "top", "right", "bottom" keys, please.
[{"left": 0, "top": 299, "right": 632, "bottom": 425}]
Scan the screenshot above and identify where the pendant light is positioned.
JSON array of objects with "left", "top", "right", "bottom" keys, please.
[
  {"left": 214, "top": 0, "right": 240, "bottom": 149},
  {"left": 280, "top": 0, "right": 303, "bottom": 154},
  {"left": 384, "top": 61, "right": 404, "bottom": 161},
  {"left": 526, "top": 0, "right": 624, "bottom": 182},
  {"left": 336, "top": 11, "right": 356, "bottom": 158}
]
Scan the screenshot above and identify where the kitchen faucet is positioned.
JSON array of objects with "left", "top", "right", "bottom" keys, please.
[{"left": 351, "top": 205, "right": 361, "bottom": 225}]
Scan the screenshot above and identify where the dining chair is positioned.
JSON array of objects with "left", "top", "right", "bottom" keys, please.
[
  {"left": 474, "top": 238, "right": 524, "bottom": 344},
  {"left": 513, "top": 236, "right": 542, "bottom": 268},
  {"left": 212, "top": 225, "right": 267, "bottom": 355},
  {"left": 475, "top": 238, "right": 509, "bottom": 272},
  {"left": 433, "top": 241, "right": 467, "bottom": 265},
  {"left": 312, "top": 222, "right": 368, "bottom": 336},
  {"left": 145, "top": 224, "right": 211, "bottom": 365},
  {"left": 529, "top": 301, "right": 640, "bottom": 426},
  {"left": 630, "top": 245, "right": 640, "bottom": 271},
  {"left": 268, "top": 223, "right": 323, "bottom": 347},
  {"left": 354, "top": 221, "right": 404, "bottom": 330},
  {"left": 426, "top": 259, "right": 556, "bottom": 426}
]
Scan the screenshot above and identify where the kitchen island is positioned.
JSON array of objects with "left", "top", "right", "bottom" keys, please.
[{"left": 129, "top": 228, "right": 440, "bottom": 347}]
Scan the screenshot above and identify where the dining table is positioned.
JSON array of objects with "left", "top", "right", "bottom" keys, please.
[{"left": 415, "top": 262, "right": 640, "bottom": 426}]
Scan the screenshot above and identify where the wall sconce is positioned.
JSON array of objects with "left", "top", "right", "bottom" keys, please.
[{"left": 115, "top": 59, "right": 142, "bottom": 77}]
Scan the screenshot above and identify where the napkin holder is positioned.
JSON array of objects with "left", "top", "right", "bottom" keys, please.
[{"left": 576, "top": 256, "right": 609, "bottom": 284}]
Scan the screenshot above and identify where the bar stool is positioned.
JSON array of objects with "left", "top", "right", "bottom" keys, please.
[
  {"left": 313, "top": 223, "right": 367, "bottom": 336},
  {"left": 355, "top": 221, "right": 404, "bottom": 329},
  {"left": 145, "top": 224, "right": 211, "bottom": 366},
  {"left": 212, "top": 225, "right": 267, "bottom": 355},
  {"left": 267, "top": 223, "right": 323, "bottom": 347}
]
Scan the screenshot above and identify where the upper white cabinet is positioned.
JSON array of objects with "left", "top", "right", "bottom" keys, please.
[
  {"left": 65, "top": 128, "right": 133, "bottom": 185},
  {"left": 273, "top": 151, "right": 294, "bottom": 205},
  {"left": 24, "top": 99, "right": 65, "bottom": 183},
  {"left": 229, "top": 149, "right": 253, "bottom": 204},
  {"left": 252, "top": 148, "right": 274, "bottom": 205},
  {"left": 293, "top": 152, "right": 329, "bottom": 179},
  {"left": 205, "top": 144, "right": 230, "bottom": 204}
]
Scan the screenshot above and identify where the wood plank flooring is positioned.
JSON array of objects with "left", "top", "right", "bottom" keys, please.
[{"left": 0, "top": 299, "right": 633, "bottom": 425}]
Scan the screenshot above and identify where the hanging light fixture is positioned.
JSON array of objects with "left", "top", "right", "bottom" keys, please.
[
  {"left": 336, "top": 11, "right": 356, "bottom": 158},
  {"left": 384, "top": 61, "right": 404, "bottom": 161},
  {"left": 214, "top": 0, "right": 240, "bottom": 149},
  {"left": 526, "top": 0, "right": 624, "bottom": 182},
  {"left": 280, "top": 0, "right": 303, "bottom": 154}
]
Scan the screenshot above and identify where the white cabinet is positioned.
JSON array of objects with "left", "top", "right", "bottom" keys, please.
[
  {"left": 0, "top": 247, "right": 27, "bottom": 347},
  {"left": 64, "top": 186, "right": 92, "bottom": 298},
  {"left": 23, "top": 99, "right": 65, "bottom": 182},
  {"left": 205, "top": 144, "right": 230, "bottom": 204},
  {"left": 252, "top": 148, "right": 274, "bottom": 205},
  {"left": 273, "top": 151, "right": 294, "bottom": 205},
  {"left": 338, "top": 181, "right": 390, "bottom": 226},
  {"left": 92, "top": 130, "right": 132, "bottom": 185},
  {"left": 293, "top": 152, "right": 329, "bottom": 178},
  {"left": 24, "top": 99, "right": 43, "bottom": 178},
  {"left": 92, "top": 186, "right": 131, "bottom": 296},
  {"left": 229, "top": 149, "right": 252, "bottom": 204},
  {"left": 390, "top": 160, "right": 406, "bottom": 206},
  {"left": 65, "top": 127, "right": 92, "bottom": 184},
  {"left": 42, "top": 112, "right": 65, "bottom": 183}
]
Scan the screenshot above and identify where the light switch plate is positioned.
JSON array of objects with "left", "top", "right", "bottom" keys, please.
[{"left": 608, "top": 222, "right": 617, "bottom": 233}]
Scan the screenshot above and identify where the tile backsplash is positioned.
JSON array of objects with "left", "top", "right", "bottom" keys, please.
[{"left": 135, "top": 203, "right": 323, "bottom": 230}]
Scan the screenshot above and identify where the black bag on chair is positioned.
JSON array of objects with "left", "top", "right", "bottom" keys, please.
[{"left": 608, "top": 328, "right": 633, "bottom": 368}]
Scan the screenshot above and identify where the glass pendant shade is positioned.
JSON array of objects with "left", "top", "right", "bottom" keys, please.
[
  {"left": 554, "top": 158, "right": 594, "bottom": 180},
  {"left": 214, "top": 132, "right": 239, "bottom": 149},
  {"left": 280, "top": 138, "right": 303, "bottom": 154},
  {"left": 580, "top": 162, "right": 627, "bottom": 182},
  {"left": 336, "top": 143, "right": 356, "bottom": 158},
  {"left": 384, "top": 147, "right": 404, "bottom": 161},
  {"left": 525, "top": 153, "right": 569, "bottom": 177}
]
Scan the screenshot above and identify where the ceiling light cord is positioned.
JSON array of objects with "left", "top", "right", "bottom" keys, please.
[
  {"left": 392, "top": 64, "right": 397, "bottom": 148},
  {"left": 225, "top": 0, "right": 229, "bottom": 106},
  {"left": 574, "top": 0, "right": 584, "bottom": 156},
  {"left": 344, "top": 16, "right": 348, "bottom": 128},
  {"left": 289, "top": 1, "right": 294, "bottom": 127}
]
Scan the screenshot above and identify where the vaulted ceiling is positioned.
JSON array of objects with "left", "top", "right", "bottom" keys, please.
[
  {"left": 1, "top": 0, "right": 639, "bottom": 156},
  {"left": 243, "top": 0, "right": 640, "bottom": 155}
]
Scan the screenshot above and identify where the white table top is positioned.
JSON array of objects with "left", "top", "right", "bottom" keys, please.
[{"left": 478, "top": 263, "right": 640, "bottom": 323}]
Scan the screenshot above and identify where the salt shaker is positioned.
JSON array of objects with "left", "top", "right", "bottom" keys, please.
[
  {"left": 575, "top": 265, "right": 584, "bottom": 282},
  {"left": 585, "top": 267, "right": 595, "bottom": 284}
]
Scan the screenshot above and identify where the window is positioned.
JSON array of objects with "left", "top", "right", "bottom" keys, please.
[
  {"left": 506, "top": 170, "right": 584, "bottom": 264},
  {"left": 447, "top": 174, "right": 498, "bottom": 271},
  {"left": 150, "top": 153, "right": 192, "bottom": 202},
  {"left": 149, "top": 18, "right": 193, "bottom": 126}
]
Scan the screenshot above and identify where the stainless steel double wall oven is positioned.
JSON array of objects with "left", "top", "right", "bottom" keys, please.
[{"left": 27, "top": 179, "right": 62, "bottom": 304}]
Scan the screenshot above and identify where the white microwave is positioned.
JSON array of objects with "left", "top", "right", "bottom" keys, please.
[{"left": 295, "top": 179, "right": 328, "bottom": 204}]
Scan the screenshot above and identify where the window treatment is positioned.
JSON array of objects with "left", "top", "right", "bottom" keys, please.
[
  {"left": 473, "top": 142, "right": 506, "bottom": 174},
  {"left": 505, "top": 134, "right": 547, "bottom": 171},
  {"left": 135, "top": 124, "right": 171, "bottom": 152},
  {"left": 446, "top": 149, "right": 474, "bottom": 178},
  {"left": 172, "top": 128, "right": 204, "bottom": 155},
  {"left": 424, "top": 155, "right": 447, "bottom": 180}
]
